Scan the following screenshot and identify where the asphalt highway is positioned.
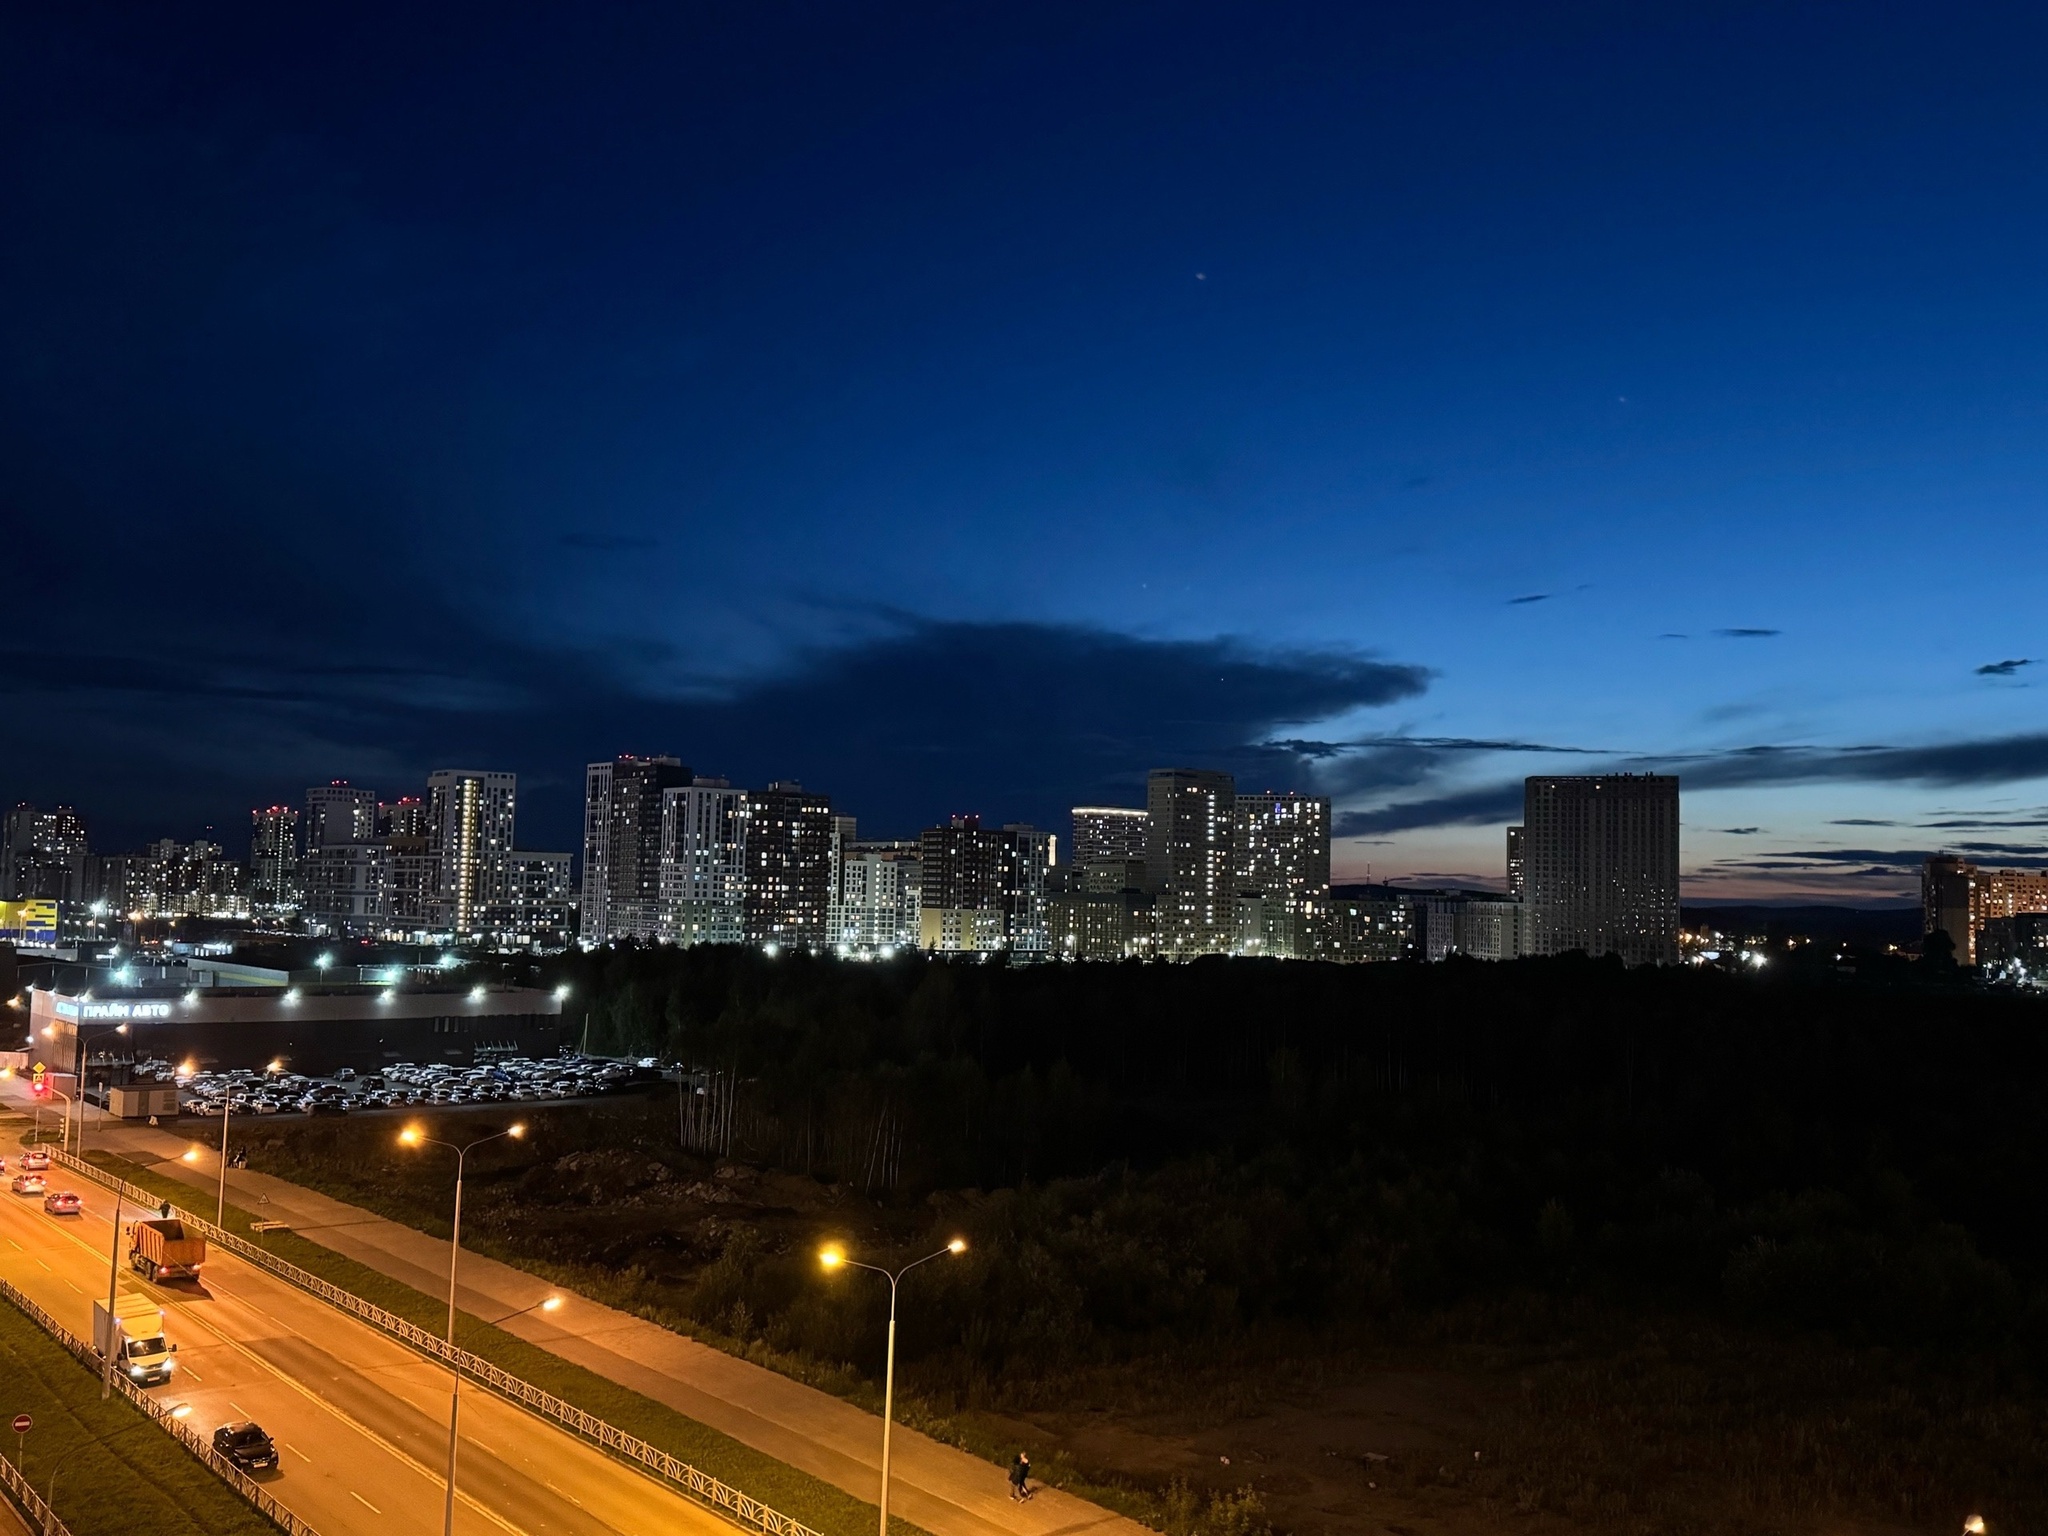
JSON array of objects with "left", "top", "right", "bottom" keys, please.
[{"left": 0, "top": 1137, "right": 737, "bottom": 1536}]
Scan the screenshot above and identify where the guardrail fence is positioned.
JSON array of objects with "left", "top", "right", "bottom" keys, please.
[
  {"left": 48, "top": 1148, "right": 825, "bottom": 1536},
  {"left": 0, "top": 1445, "right": 73, "bottom": 1536},
  {"left": 0, "top": 1272, "right": 316, "bottom": 1536}
]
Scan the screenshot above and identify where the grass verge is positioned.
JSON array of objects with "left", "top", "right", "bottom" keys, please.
[
  {"left": 0, "top": 1288, "right": 275, "bottom": 1536},
  {"left": 78, "top": 1150, "right": 920, "bottom": 1536}
]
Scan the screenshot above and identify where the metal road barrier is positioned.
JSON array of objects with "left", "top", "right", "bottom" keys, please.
[
  {"left": 0, "top": 1444, "right": 74, "bottom": 1536},
  {"left": 49, "top": 1149, "right": 826, "bottom": 1536},
  {"left": 0, "top": 1272, "right": 317, "bottom": 1536}
]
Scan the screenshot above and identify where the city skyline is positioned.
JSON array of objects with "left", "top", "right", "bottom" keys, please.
[{"left": 8, "top": 6, "right": 2048, "bottom": 903}]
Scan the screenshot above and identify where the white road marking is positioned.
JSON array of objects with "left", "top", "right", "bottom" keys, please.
[{"left": 351, "top": 1491, "right": 382, "bottom": 1513}]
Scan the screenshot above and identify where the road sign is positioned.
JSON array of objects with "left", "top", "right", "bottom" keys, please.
[{"left": 11, "top": 1414, "right": 29, "bottom": 1434}]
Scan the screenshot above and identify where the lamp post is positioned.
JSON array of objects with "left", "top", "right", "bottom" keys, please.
[
  {"left": 214, "top": 1095, "right": 231, "bottom": 1225},
  {"left": 100, "top": 1183, "right": 126, "bottom": 1400},
  {"left": 398, "top": 1122, "right": 526, "bottom": 1536},
  {"left": 818, "top": 1238, "right": 967, "bottom": 1536}
]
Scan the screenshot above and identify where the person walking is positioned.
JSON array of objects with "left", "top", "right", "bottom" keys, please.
[{"left": 1008, "top": 1452, "right": 1031, "bottom": 1502}]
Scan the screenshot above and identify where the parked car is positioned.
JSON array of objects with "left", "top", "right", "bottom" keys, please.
[
  {"left": 212, "top": 1421, "right": 279, "bottom": 1471},
  {"left": 43, "top": 1190, "right": 82, "bottom": 1216}
]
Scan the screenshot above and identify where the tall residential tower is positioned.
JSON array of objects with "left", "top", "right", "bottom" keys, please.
[{"left": 1520, "top": 775, "right": 1679, "bottom": 966}]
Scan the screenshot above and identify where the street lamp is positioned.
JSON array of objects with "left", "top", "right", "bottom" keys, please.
[
  {"left": 490, "top": 1294, "right": 563, "bottom": 1326},
  {"left": 818, "top": 1238, "right": 967, "bottom": 1536},
  {"left": 398, "top": 1121, "right": 527, "bottom": 1536}
]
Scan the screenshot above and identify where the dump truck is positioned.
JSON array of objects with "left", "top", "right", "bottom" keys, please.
[
  {"left": 128, "top": 1216, "right": 206, "bottom": 1282},
  {"left": 92, "top": 1292, "right": 176, "bottom": 1386}
]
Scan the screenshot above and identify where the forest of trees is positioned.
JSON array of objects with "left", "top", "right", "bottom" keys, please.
[{"left": 515, "top": 945, "right": 2048, "bottom": 1379}]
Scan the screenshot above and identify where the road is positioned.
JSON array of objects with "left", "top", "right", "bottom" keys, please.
[
  {"left": 62, "top": 1109, "right": 1145, "bottom": 1536},
  {"left": 0, "top": 1126, "right": 737, "bottom": 1536}
]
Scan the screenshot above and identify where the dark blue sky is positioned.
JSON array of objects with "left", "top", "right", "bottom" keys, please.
[{"left": 6, "top": 2, "right": 2048, "bottom": 899}]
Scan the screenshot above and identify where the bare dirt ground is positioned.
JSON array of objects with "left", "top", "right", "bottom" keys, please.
[{"left": 988, "top": 1371, "right": 1505, "bottom": 1536}]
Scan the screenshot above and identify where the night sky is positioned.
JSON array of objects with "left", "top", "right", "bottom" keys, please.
[{"left": 7, "top": 3, "right": 2048, "bottom": 902}]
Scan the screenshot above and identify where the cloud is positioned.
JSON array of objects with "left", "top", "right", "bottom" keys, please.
[
  {"left": 1667, "top": 734, "right": 2048, "bottom": 792},
  {"left": 1831, "top": 817, "right": 1896, "bottom": 826},
  {"left": 1717, "top": 826, "right": 1762, "bottom": 835},
  {"left": 1335, "top": 781, "right": 1526, "bottom": 837},
  {"left": 0, "top": 617, "right": 1430, "bottom": 849},
  {"left": 1713, "top": 628, "right": 1781, "bottom": 638},
  {"left": 1976, "top": 658, "right": 2035, "bottom": 677},
  {"left": 1658, "top": 633, "right": 1689, "bottom": 640},
  {"left": 1330, "top": 733, "right": 2048, "bottom": 838},
  {"left": 1507, "top": 593, "right": 1550, "bottom": 605}
]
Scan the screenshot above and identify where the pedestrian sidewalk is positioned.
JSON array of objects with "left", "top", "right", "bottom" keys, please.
[{"left": 0, "top": 1092, "right": 1138, "bottom": 1536}]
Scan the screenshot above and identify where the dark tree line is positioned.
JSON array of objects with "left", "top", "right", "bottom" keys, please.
[{"left": 534, "top": 945, "right": 2048, "bottom": 1377}]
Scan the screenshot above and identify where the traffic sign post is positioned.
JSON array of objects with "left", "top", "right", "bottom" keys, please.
[{"left": 12, "top": 1411, "right": 29, "bottom": 1466}]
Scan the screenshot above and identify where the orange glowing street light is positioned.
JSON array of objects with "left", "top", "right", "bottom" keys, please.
[
  {"left": 817, "top": 1238, "right": 969, "bottom": 1536},
  {"left": 398, "top": 1120, "right": 529, "bottom": 1536}
]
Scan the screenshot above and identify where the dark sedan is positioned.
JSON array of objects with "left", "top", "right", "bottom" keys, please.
[{"left": 212, "top": 1421, "right": 279, "bottom": 1471}]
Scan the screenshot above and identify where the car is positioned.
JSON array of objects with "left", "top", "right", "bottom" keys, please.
[
  {"left": 11, "top": 1173, "right": 47, "bottom": 1196},
  {"left": 42, "top": 1190, "right": 81, "bottom": 1216},
  {"left": 306, "top": 1101, "right": 348, "bottom": 1117},
  {"left": 21, "top": 1150, "right": 51, "bottom": 1172},
  {"left": 212, "top": 1421, "right": 279, "bottom": 1471}
]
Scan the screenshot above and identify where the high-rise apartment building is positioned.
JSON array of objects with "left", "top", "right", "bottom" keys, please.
[
  {"left": 496, "top": 852, "right": 576, "bottom": 949},
  {"left": 1234, "top": 790, "right": 1331, "bottom": 958},
  {"left": 579, "top": 760, "right": 614, "bottom": 941},
  {"left": 831, "top": 840, "right": 922, "bottom": 950},
  {"left": 917, "top": 816, "right": 1050, "bottom": 952},
  {"left": 305, "top": 782, "right": 377, "bottom": 850},
  {"left": 429, "top": 769, "right": 518, "bottom": 937},
  {"left": 382, "top": 797, "right": 431, "bottom": 840},
  {"left": 1420, "top": 892, "right": 1525, "bottom": 963},
  {"left": 1922, "top": 855, "right": 2048, "bottom": 964},
  {"left": 742, "top": 782, "right": 835, "bottom": 945},
  {"left": 658, "top": 778, "right": 747, "bottom": 946},
  {"left": 1047, "top": 860, "right": 1156, "bottom": 961},
  {"left": 1147, "top": 769, "right": 1237, "bottom": 958},
  {"left": 1071, "top": 806, "right": 1149, "bottom": 865},
  {"left": 1521, "top": 775, "right": 1679, "bottom": 966},
  {"left": 96, "top": 839, "right": 249, "bottom": 921},
  {"left": 249, "top": 806, "right": 301, "bottom": 916},
  {"left": 579, "top": 756, "right": 692, "bottom": 943},
  {"left": 1004, "top": 823, "right": 1054, "bottom": 953},
  {"left": 2, "top": 805, "right": 90, "bottom": 905},
  {"left": 303, "top": 842, "right": 388, "bottom": 935},
  {"left": 1505, "top": 826, "right": 1525, "bottom": 899}
]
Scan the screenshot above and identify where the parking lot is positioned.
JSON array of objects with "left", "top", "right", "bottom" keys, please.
[{"left": 169, "top": 1053, "right": 655, "bottom": 1118}]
